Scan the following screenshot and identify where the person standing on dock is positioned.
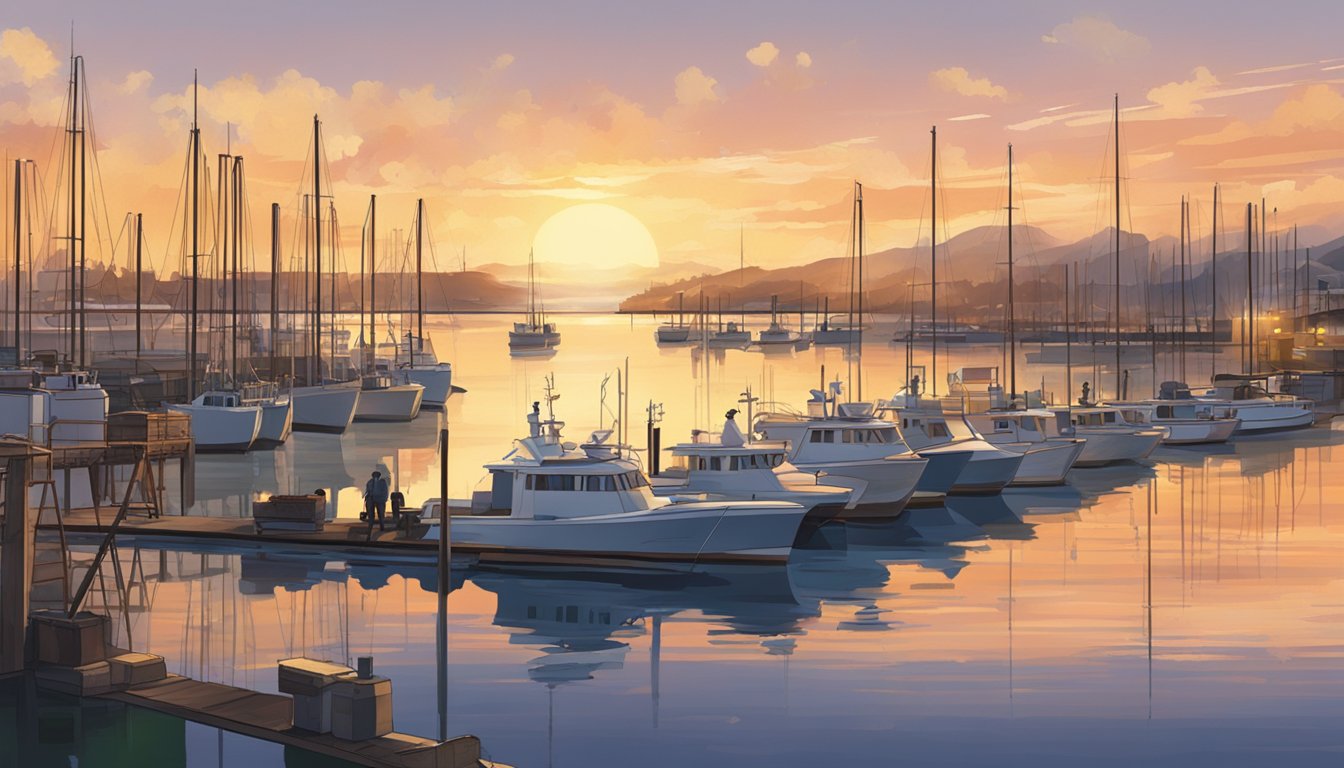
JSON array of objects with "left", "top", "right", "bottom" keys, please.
[{"left": 364, "top": 471, "right": 390, "bottom": 532}]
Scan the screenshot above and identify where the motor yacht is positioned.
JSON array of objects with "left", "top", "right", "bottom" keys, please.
[
  {"left": 878, "top": 393, "right": 1025, "bottom": 495},
  {"left": 753, "top": 386, "right": 932, "bottom": 517},
  {"left": 651, "top": 410, "right": 857, "bottom": 523},
  {"left": 420, "top": 394, "right": 809, "bottom": 565},
  {"left": 1043, "top": 406, "right": 1165, "bottom": 466},
  {"left": 1189, "top": 375, "right": 1315, "bottom": 434},
  {"left": 963, "top": 409, "right": 1087, "bottom": 486},
  {"left": 1105, "top": 383, "right": 1240, "bottom": 444}
]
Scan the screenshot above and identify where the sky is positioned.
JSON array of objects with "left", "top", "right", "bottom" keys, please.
[{"left": 4, "top": 1, "right": 1344, "bottom": 277}]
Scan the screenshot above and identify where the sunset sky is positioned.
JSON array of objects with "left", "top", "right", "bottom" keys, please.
[{"left": 5, "top": 1, "right": 1344, "bottom": 276}]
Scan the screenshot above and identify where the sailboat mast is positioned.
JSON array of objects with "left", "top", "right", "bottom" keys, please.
[
  {"left": 189, "top": 71, "right": 200, "bottom": 401},
  {"left": 855, "top": 180, "right": 864, "bottom": 402},
  {"left": 1246, "top": 202, "right": 1253, "bottom": 374},
  {"left": 416, "top": 197, "right": 424, "bottom": 344},
  {"left": 930, "top": 125, "right": 938, "bottom": 397},
  {"left": 1007, "top": 143, "right": 1016, "bottom": 400},
  {"left": 12, "top": 160, "right": 21, "bottom": 357},
  {"left": 135, "top": 212, "right": 142, "bottom": 359},
  {"left": 1113, "top": 94, "right": 1121, "bottom": 398},
  {"left": 1179, "top": 196, "right": 1187, "bottom": 382},
  {"left": 270, "top": 202, "right": 278, "bottom": 379},
  {"left": 231, "top": 156, "right": 242, "bottom": 381},
  {"left": 312, "top": 114, "right": 322, "bottom": 386},
  {"left": 1211, "top": 184, "right": 1218, "bottom": 377},
  {"left": 369, "top": 194, "right": 376, "bottom": 369}
]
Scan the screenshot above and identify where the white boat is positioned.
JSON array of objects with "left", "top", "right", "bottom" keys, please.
[
  {"left": 168, "top": 390, "right": 262, "bottom": 453},
  {"left": 291, "top": 383, "right": 361, "bottom": 434},
  {"left": 755, "top": 295, "right": 801, "bottom": 347},
  {"left": 753, "top": 389, "right": 931, "bottom": 517},
  {"left": 655, "top": 291, "right": 692, "bottom": 343},
  {"left": 353, "top": 374, "right": 424, "bottom": 422},
  {"left": 510, "top": 248, "right": 561, "bottom": 351},
  {"left": 708, "top": 322, "right": 752, "bottom": 348},
  {"left": 41, "top": 370, "right": 109, "bottom": 445},
  {"left": 879, "top": 394, "right": 1025, "bottom": 495},
  {"left": 1104, "top": 385, "right": 1240, "bottom": 445},
  {"left": 1044, "top": 406, "right": 1165, "bottom": 466},
  {"left": 964, "top": 410, "right": 1087, "bottom": 486},
  {"left": 420, "top": 396, "right": 808, "bottom": 565},
  {"left": 394, "top": 334, "right": 455, "bottom": 409},
  {"left": 1191, "top": 376, "right": 1315, "bottom": 434},
  {"left": 255, "top": 396, "right": 293, "bottom": 448},
  {"left": 652, "top": 410, "right": 857, "bottom": 522}
]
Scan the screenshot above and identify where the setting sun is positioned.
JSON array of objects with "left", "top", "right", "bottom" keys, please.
[{"left": 532, "top": 203, "right": 659, "bottom": 270}]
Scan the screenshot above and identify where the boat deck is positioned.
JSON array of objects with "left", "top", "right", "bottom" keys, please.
[{"left": 97, "top": 674, "right": 483, "bottom": 768}]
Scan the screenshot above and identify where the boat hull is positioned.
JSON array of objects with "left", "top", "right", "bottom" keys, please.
[
  {"left": 427, "top": 502, "right": 807, "bottom": 564},
  {"left": 403, "top": 365, "right": 453, "bottom": 409},
  {"left": 1072, "top": 428, "right": 1164, "bottom": 466},
  {"left": 784, "top": 455, "right": 928, "bottom": 519},
  {"left": 655, "top": 326, "right": 691, "bottom": 343},
  {"left": 292, "top": 385, "right": 360, "bottom": 434},
  {"left": 509, "top": 331, "right": 561, "bottom": 349},
  {"left": 1158, "top": 418, "right": 1240, "bottom": 444},
  {"left": 253, "top": 398, "right": 293, "bottom": 449},
  {"left": 997, "top": 439, "right": 1085, "bottom": 486},
  {"left": 168, "top": 403, "right": 262, "bottom": 453},
  {"left": 1227, "top": 405, "right": 1314, "bottom": 434},
  {"left": 354, "top": 384, "right": 424, "bottom": 422}
]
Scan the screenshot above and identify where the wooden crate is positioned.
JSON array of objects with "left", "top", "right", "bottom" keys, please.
[
  {"left": 108, "top": 410, "right": 192, "bottom": 442},
  {"left": 254, "top": 494, "right": 327, "bottom": 532}
]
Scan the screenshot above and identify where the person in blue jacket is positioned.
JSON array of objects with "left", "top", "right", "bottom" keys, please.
[{"left": 364, "top": 470, "right": 390, "bottom": 532}]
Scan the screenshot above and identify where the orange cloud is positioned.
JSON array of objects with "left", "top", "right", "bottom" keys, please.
[
  {"left": 0, "top": 27, "right": 58, "bottom": 86},
  {"left": 746, "top": 41, "right": 779, "bottom": 67},
  {"left": 1042, "top": 16, "right": 1150, "bottom": 62},
  {"left": 674, "top": 66, "right": 720, "bottom": 106},
  {"left": 931, "top": 67, "right": 1008, "bottom": 100}
]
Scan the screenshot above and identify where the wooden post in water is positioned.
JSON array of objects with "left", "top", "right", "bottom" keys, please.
[
  {"left": 436, "top": 424, "right": 450, "bottom": 742},
  {"left": 0, "top": 448, "right": 38, "bottom": 674}
]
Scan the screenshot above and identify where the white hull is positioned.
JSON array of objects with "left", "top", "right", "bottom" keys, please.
[
  {"left": 918, "top": 441, "right": 1024, "bottom": 495},
  {"left": 427, "top": 501, "right": 807, "bottom": 564},
  {"left": 1157, "top": 418, "right": 1239, "bottom": 444},
  {"left": 403, "top": 365, "right": 453, "bottom": 408},
  {"left": 1073, "top": 428, "right": 1163, "bottom": 466},
  {"left": 784, "top": 455, "right": 927, "bottom": 516},
  {"left": 168, "top": 403, "right": 262, "bottom": 452},
  {"left": 255, "top": 398, "right": 293, "bottom": 448},
  {"left": 995, "top": 440, "right": 1085, "bottom": 486},
  {"left": 354, "top": 383, "right": 424, "bottom": 422},
  {"left": 291, "top": 385, "right": 360, "bottom": 434},
  {"left": 655, "top": 326, "right": 691, "bottom": 343},
  {"left": 1224, "top": 403, "right": 1314, "bottom": 434}
]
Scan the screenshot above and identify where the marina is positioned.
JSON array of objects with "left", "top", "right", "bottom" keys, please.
[{"left": 4, "top": 6, "right": 1344, "bottom": 765}]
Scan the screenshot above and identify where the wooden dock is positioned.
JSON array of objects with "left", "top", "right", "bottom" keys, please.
[{"left": 97, "top": 674, "right": 484, "bottom": 768}]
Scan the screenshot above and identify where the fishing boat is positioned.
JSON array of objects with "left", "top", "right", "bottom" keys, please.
[
  {"left": 1105, "top": 382, "right": 1240, "bottom": 445},
  {"left": 291, "top": 383, "right": 360, "bottom": 434},
  {"left": 1044, "top": 405, "right": 1165, "bottom": 466},
  {"left": 652, "top": 410, "right": 857, "bottom": 523},
  {"left": 168, "top": 388, "right": 262, "bottom": 453},
  {"left": 878, "top": 392, "right": 1025, "bottom": 495},
  {"left": 353, "top": 373, "right": 424, "bottom": 422},
  {"left": 509, "top": 248, "right": 561, "bottom": 351},
  {"left": 1190, "top": 375, "right": 1314, "bottom": 434},
  {"left": 419, "top": 387, "right": 809, "bottom": 565},
  {"left": 754, "top": 387, "right": 934, "bottom": 517}
]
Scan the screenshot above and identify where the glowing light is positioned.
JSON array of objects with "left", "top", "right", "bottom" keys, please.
[{"left": 533, "top": 204, "right": 659, "bottom": 270}]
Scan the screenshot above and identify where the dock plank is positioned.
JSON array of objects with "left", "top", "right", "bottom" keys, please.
[{"left": 99, "top": 674, "right": 482, "bottom": 768}]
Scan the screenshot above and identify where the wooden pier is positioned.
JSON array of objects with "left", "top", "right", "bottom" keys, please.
[{"left": 96, "top": 675, "right": 484, "bottom": 768}]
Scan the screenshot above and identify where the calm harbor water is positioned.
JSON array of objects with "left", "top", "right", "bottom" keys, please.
[{"left": 22, "top": 315, "right": 1344, "bottom": 766}]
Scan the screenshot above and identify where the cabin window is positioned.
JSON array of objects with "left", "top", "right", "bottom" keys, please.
[
  {"left": 729, "top": 456, "right": 741, "bottom": 470},
  {"left": 1157, "top": 406, "right": 1173, "bottom": 419},
  {"left": 995, "top": 420, "right": 1011, "bottom": 430},
  {"left": 584, "top": 476, "right": 605, "bottom": 492},
  {"left": 626, "top": 472, "right": 648, "bottom": 488},
  {"left": 1104, "top": 412, "right": 1116, "bottom": 423},
  {"left": 614, "top": 473, "right": 630, "bottom": 490},
  {"left": 928, "top": 423, "right": 950, "bottom": 438},
  {"left": 875, "top": 428, "right": 895, "bottom": 444},
  {"left": 709, "top": 457, "right": 722, "bottom": 471}
]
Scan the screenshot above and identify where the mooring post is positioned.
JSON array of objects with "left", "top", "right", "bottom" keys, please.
[{"left": 1, "top": 446, "right": 42, "bottom": 674}]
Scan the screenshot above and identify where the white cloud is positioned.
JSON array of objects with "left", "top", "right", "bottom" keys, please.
[
  {"left": 796, "top": 51, "right": 812, "bottom": 68},
  {"left": 1043, "top": 16, "right": 1150, "bottom": 62},
  {"left": 746, "top": 41, "right": 779, "bottom": 67},
  {"left": 0, "top": 27, "right": 59, "bottom": 86},
  {"left": 674, "top": 65, "right": 720, "bottom": 106},
  {"left": 1146, "top": 66, "right": 1219, "bottom": 117},
  {"left": 949, "top": 113, "right": 991, "bottom": 122},
  {"left": 930, "top": 67, "right": 1008, "bottom": 100},
  {"left": 118, "top": 70, "right": 153, "bottom": 95}
]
